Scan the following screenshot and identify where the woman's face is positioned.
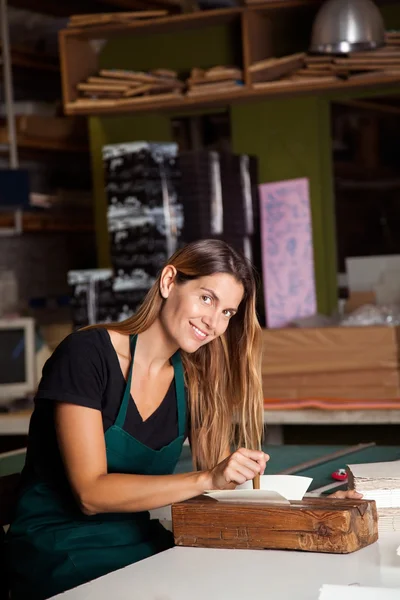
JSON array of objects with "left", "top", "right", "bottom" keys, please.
[{"left": 159, "top": 270, "right": 244, "bottom": 354}]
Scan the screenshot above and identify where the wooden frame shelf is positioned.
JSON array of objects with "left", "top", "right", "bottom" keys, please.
[
  {"left": 59, "top": 3, "right": 400, "bottom": 117},
  {"left": 63, "top": 72, "right": 400, "bottom": 117}
]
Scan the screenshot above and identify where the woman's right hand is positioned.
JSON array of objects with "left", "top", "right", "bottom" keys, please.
[{"left": 206, "top": 448, "right": 269, "bottom": 490}]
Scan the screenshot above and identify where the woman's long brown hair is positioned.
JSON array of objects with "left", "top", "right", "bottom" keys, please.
[{"left": 86, "top": 239, "right": 264, "bottom": 470}]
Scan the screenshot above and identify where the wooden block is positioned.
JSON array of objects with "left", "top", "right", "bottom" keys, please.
[
  {"left": 187, "top": 81, "right": 242, "bottom": 96},
  {"left": 78, "top": 82, "right": 130, "bottom": 92},
  {"left": 99, "top": 69, "right": 162, "bottom": 84},
  {"left": 187, "top": 66, "right": 243, "bottom": 86},
  {"left": 334, "top": 57, "right": 400, "bottom": 66},
  {"left": 295, "top": 68, "right": 334, "bottom": 77},
  {"left": 253, "top": 76, "right": 336, "bottom": 90},
  {"left": 249, "top": 53, "right": 306, "bottom": 84},
  {"left": 151, "top": 68, "right": 178, "bottom": 79},
  {"left": 172, "top": 496, "right": 378, "bottom": 554},
  {"left": 123, "top": 84, "right": 154, "bottom": 97},
  {"left": 87, "top": 76, "right": 143, "bottom": 87}
]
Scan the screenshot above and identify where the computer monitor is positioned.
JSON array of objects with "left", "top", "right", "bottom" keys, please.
[{"left": 0, "top": 317, "right": 36, "bottom": 405}]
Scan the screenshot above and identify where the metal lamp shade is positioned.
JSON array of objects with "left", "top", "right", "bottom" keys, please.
[{"left": 309, "top": 0, "right": 385, "bottom": 54}]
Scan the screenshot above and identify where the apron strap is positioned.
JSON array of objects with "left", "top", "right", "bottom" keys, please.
[
  {"left": 115, "top": 334, "right": 137, "bottom": 429},
  {"left": 115, "top": 334, "right": 186, "bottom": 437},
  {"left": 171, "top": 351, "right": 186, "bottom": 438}
]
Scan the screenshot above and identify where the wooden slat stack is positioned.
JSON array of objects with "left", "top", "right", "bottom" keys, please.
[
  {"left": 251, "top": 40, "right": 400, "bottom": 89},
  {"left": 186, "top": 66, "right": 244, "bottom": 97},
  {"left": 76, "top": 69, "right": 184, "bottom": 103}
]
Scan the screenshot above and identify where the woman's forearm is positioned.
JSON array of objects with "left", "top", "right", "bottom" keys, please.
[{"left": 77, "top": 470, "right": 211, "bottom": 515}]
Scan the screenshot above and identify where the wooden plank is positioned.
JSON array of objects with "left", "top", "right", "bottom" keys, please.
[
  {"left": 60, "top": 6, "right": 242, "bottom": 38},
  {"left": 172, "top": 496, "right": 378, "bottom": 554},
  {"left": 249, "top": 53, "right": 305, "bottom": 84},
  {"left": 77, "top": 82, "right": 131, "bottom": 92},
  {"left": 99, "top": 69, "right": 165, "bottom": 83},
  {"left": 68, "top": 10, "right": 169, "bottom": 28},
  {"left": 69, "top": 10, "right": 168, "bottom": 21}
]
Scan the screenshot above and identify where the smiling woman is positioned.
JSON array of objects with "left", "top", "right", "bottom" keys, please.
[{"left": 6, "top": 239, "right": 267, "bottom": 600}]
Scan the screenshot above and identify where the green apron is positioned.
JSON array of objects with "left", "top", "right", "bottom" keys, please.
[{"left": 8, "top": 334, "right": 186, "bottom": 600}]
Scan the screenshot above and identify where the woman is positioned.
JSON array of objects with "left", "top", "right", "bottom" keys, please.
[
  {"left": 7, "top": 239, "right": 268, "bottom": 600},
  {"left": 7, "top": 239, "right": 360, "bottom": 599}
]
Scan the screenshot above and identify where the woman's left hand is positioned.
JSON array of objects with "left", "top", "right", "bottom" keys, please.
[{"left": 329, "top": 489, "right": 363, "bottom": 500}]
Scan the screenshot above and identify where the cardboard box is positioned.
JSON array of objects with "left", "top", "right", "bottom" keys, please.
[
  {"left": 261, "top": 326, "right": 400, "bottom": 376},
  {"left": 261, "top": 326, "right": 400, "bottom": 399},
  {"left": 263, "top": 369, "right": 400, "bottom": 399}
]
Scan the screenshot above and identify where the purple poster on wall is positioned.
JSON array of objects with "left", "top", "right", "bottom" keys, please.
[{"left": 259, "top": 177, "right": 316, "bottom": 329}]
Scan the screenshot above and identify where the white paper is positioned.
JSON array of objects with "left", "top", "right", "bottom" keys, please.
[
  {"left": 348, "top": 461, "right": 400, "bottom": 481},
  {"left": 204, "top": 489, "right": 290, "bottom": 504},
  {"left": 319, "top": 584, "right": 400, "bottom": 600},
  {"left": 205, "top": 474, "right": 312, "bottom": 503}
]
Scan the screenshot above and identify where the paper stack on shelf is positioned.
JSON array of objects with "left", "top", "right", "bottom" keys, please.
[{"left": 347, "top": 460, "right": 400, "bottom": 533}]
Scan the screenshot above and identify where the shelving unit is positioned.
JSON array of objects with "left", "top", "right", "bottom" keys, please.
[
  {"left": 8, "top": 47, "right": 59, "bottom": 72},
  {"left": 0, "top": 211, "right": 94, "bottom": 232},
  {"left": 59, "top": 2, "right": 400, "bottom": 117},
  {"left": 0, "top": 126, "right": 88, "bottom": 152}
]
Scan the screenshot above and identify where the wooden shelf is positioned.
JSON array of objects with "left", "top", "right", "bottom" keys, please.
[
  {"left": 64, "top": 72, "right": 400, "bottom": 116},
  {"left": 0, "top": 211, "right": 94, "bottom": 233},
  {"left": 59, "top": 3, "right": 400, "bottom": 117},
  {"left": 65, "top": 6, "right": 242, "bottom": 38},
  {"left": 7, "top": 0, "right": 181, "bottom": 18},
  {"left": 10, "top": 49, "right": 59, "bottom": 73},
  {"left": 0, "top": 127, "right": 88, "bottom": 153}
]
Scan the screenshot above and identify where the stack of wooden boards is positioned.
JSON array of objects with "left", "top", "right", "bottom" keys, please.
[
  {"left": 74, "top": 65, "right": 243, "bottom": 106},
  {"left": 347, "top": 460, "right": 400, "bottom": 534},
  {"left": 186, "top": 66, "right": 243, "bottom": 97},
  {"left": 250, "top": 34, "right": 400, "bottom": 89},
  {"left": 76, "top": 69, "right": 184, "bottom": 104}
]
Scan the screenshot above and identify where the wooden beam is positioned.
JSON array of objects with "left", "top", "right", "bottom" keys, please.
[
  {"left": 7, "top": 0, "right": 181, "bottom": 16},
  {"left": 336, "top": 97, "right": 400, "bottom": 116}
]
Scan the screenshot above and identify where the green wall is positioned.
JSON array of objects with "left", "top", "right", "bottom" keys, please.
[{"left": 231, "top": 97, "right": 336, "bottom": 314}]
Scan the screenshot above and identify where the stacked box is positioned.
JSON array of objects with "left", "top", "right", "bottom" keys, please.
[
  {"left": 178, "top": 150, "right": 260, "bottom": 258},
  {"left": 67, "top": 268, "right": 152, "bottom": 329},
  {"left": 104, "top": 141, "right": 183, "bottom": 284},
  {"left": 261, "top": 326, "right": 400, "bottom": 400},
  {"left": 67, "top": 269, "right": 114, "bottom": 329},
  {"left": 178, "top": 150, "right": 265, "bottom": 323}
]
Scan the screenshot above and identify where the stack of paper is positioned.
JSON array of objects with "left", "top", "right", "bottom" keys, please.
[
  {"left": 319, "top": 584, "right": 400, "bottom": 599},
  {"left": 347, "top": 460, "right": 400, "bottom": 533}
]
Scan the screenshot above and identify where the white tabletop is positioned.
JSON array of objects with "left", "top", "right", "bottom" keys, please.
[{"left": 51, "top": 533, "right": 400, "bottom": 600}]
